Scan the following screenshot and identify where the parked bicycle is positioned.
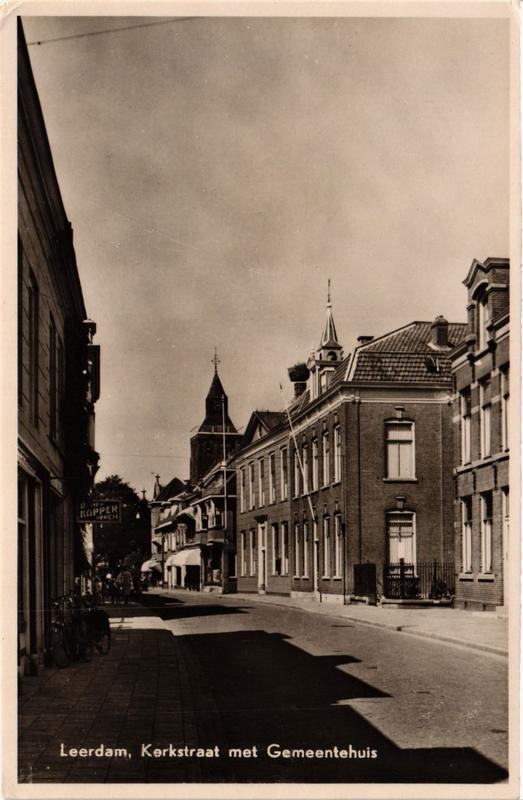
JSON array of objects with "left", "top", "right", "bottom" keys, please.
[{"left": 46, "top": 591, "right": 111, "bottom": 668}]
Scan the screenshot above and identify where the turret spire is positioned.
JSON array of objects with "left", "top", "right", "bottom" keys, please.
[{"left": 320, "top": 279, "right": 340, "bottom": 348}]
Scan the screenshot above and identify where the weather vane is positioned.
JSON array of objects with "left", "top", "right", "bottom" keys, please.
[{"left": 212, "top": 347, "right": 221, "bottom": 373}]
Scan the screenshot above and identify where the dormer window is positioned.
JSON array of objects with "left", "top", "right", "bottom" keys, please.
[{"left": 477, "top": 292, "right": 490, "bottom": 350}]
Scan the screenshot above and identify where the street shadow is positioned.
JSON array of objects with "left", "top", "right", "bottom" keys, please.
[
  {"left": 19, "top": 626, "right": 508, "bottom": 785},
  {"left": 180, "top": 629, "right": 508, "bottom": 784},
  {"left": 139, "top": 593, "right": 251, "bottom": 621}
]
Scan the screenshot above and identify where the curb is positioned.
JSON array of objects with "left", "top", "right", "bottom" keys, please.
[{"left": 229, "top": 592, "right": 509, "bottom": 658}]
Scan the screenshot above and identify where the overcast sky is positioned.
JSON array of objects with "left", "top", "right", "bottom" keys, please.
[{"left": 22, "top": 15, "right": 509, "bottom": 495}]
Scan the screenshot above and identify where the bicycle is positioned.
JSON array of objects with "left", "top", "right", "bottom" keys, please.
[
  {"left": 46, "top": 592, "right": 111, "bottom": 667},
  {"left": 46, "top": 595, "right": 75, "bottom": 668}
]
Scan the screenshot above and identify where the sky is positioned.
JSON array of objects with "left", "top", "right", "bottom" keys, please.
[{"left": 22, "top": 14, "right": 509, "bottom": 496}]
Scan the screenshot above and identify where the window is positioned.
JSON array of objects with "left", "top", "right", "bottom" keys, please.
[
  {"left": 502, "top": 488, "right": 509, "bottom": 566},
  {"left": 334, "top": 426, "right": 342, "bottom": 482},
  {"left": 272, "top": 523, "right": 281, "bottom": 575},
  {"left": 322, "top": 517, "right": 331, "bottom": 576},
  {"left": 480, "top": 380, "right": 491, "bottom": 459},
  {"left": 303, "top": 521, "right": 309, "bottom": 577},
  {"left": 334, "top": 515, "right": 343, "bottom": 577},
  {"left": 481, "top": 492, "right": 493, "bottom": 573},
  {"left": 302, "top": 445, "right": 309, "bottom": 494},
  {"left": 28, "top": 271, "right": 39, "bottom": 427},
  {"left": 311, "top": 439, "right": 319, "bottom": 491},
  {"left": 240, "top": 467, "right": 246, "bottom": 512},
  {"left": 322, "top": 431, "right": 330, "bottom": 486},
  {"left": 281, "top": 522, "right": 289, "bottom": 576},
  {"left": 281, "top": 448, "right": 288, "bottom": 500},
  {"left": 461, "top": 497, "right": 472, "bottom": 573},
  {"left": 17, "top": 238, "right": 23, "bottom": 407},
  {"left": 249, "top": 529, "right": 256, "bottom": 576},
  {"left": 49, "top": 317, "right": 57, "bottom": 441},
  {"left": 501, "top": 368, "right": 509, "bottom": 451},
  {"left": 477, "top": 293, "right": 490, "bottom": 350},
  {"left": 248, "top": 463, "right": 256, "bottom": 510},
  {"left": 258, "top": 458, "right": 265, "bottom": 507},
  {"left": 240, "top": 532, "right": 247, "bottom": 576},
  {"left": 460, "top": 391, "right": 471, "bottom": 465},
  {"left": 387, "top": 512, "right": 416, "bottom": 564},
  {"left": 386, "top": 422, "right": 415, "bottom": 479},
  {"left": 294, "top": 523, "right": 301, "bottom": 576},
  {"left": 293, "top": 448, "right": 301, "bottom": 497},
  {"left": 269, "top": 452, "right": 276, "bottom": 503}
]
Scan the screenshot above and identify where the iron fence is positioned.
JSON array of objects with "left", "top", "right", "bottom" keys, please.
[{"left": 383, "top": 560, "right": 455, "bottom": 600}]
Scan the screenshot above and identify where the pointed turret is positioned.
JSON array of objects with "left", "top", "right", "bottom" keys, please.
[
  {"left": 320, "top": 279, "right": 341, "bottom": 349},
  {"left": 153, "top": 474, "right": 162, "bottom": 500},
  {"left": 308, "top": 280, "right": 344, "bottom": 399}
]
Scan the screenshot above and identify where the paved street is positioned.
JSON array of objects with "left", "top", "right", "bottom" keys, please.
[{"left": 19, "top": 591, "right": 508, "bottom": 784}]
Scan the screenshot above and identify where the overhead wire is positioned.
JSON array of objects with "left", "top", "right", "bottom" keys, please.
[{"left": 27, "top": 18, "right": 198, "bottom": 47}]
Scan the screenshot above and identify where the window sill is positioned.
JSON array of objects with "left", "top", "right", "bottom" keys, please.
[
  {"left": 478, "top": 573, "right": 496, "bottom": 582},
  {"left": 332, "top": 576, "right": 342, "bottom": 581},
  {"left": 458, "top": 573, "right": 474, "bottom": 581},
  {"left": 321, "top": 576, "right": 331, "bottom": 581},
  {"left": 383, "top": 478, "right": 418, "bottom": 483},
  {"left": 301, "top": 575, "right": 310, "bottom": 580}
]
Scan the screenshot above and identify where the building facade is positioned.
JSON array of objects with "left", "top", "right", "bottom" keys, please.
[
  {"left": 18, "top": 22, "right": 100, "bottom": 674},
  {"left": 234, "top": 294, "right": 466, "bottom": 606},
  {"left": 235, "top": 412, "right": 290, "bottom": 595},
  {"left": 451, "top": 257, "right": 510, "bottom": 611}
]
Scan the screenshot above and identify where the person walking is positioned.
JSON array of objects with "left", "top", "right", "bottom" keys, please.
[{"left": 116, "top": 568, "right": 133, "bottom": 606}]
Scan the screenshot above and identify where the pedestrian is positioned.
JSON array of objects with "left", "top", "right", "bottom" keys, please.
[{"left": 116, "top": 568, "right": 133, "bottom": 606}]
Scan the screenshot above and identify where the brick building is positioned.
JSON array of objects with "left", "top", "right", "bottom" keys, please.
[
  {"left": 451, "top": 257, "right": 510, "bottom": 611},
  {"left": 18, "top": 22, "right": 100, "bottom": 674},
  {"left": 234, "top": 291, "right": 467, "bottom": 605},
  {"left": 235, "top": 411, "right": 290, "bottom": 594}
]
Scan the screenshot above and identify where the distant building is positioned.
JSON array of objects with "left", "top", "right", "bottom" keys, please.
[
  {"left": 451, "top": 257, "right": 510, "bottom": 611},
  {"left": 234, "top": 290, "right": 467, "bottom": 605},
  {"left": 149, "top": 364, "right": 241, "bottom": 593},
  {"left": 144, "top": 475, "right": 187, "bottom": 585},
  {"left": 17, "top": 21, "right": 100, "bottom": 674}
]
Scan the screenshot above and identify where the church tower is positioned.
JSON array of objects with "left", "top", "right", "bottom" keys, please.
[
  {"left": 189, "top": 352, "right": 242, "bottom": 484},
  {"left": 307, "top": 280, "right": 344, "bottom": 399}
]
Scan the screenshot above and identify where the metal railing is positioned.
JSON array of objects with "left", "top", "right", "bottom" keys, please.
[{"left": 383, "top": 560, "right": 455, "bottom": 600}]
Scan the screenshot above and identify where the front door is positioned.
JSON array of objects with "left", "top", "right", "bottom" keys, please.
[{"left": 387, "top": 513, "right": 416, "bottom": 565}]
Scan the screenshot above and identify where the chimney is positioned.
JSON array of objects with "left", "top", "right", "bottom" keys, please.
[
  {"left": 430, "top": 315, "right": 449, "bottom": 348},
  {"left": 357, "top": 335, "right": 374, "bottom": 346},
  {"left": 288, "top": 363, "right": 310, "bottom": 398}
]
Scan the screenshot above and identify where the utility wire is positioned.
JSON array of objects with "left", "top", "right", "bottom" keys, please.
[{"left": 27, "top": 18, "right": 197, "bottom": 46}]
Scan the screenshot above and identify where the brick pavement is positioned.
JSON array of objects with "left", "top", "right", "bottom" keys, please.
[{"left": 17, "top": 605, "right": 225, "bottom": 784}]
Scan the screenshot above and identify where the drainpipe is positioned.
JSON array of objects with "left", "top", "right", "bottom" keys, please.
[
  {"left": 342, "top": 520, "right": 347, "bottom": 605},
  {"left": 357, "top": 398, "right": 363, "bottom": 565}
]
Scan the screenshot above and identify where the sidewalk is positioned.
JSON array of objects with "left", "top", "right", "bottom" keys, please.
[
  {"left": 155, "top": 588, "right": 509, "bottom": 657},
  {"left": 17, "top": 604, "right": 223, "bottom": 783}
]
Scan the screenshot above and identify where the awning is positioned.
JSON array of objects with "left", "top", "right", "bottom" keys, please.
[
  {"left": 155, "top": 519, "right": 177, "bottom": 531},
  {"left": 141, "top": 559, "right": 162, "bottom": 573},
  {"left": 165, "top": 549, "right": 201, "bottom": 568}
]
